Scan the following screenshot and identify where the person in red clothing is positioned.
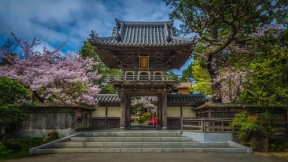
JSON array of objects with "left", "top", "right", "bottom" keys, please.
[{"left": 147, "top": 117, "right": 158, "bottom": 125}]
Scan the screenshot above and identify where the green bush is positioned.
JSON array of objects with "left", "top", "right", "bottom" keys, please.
[
  {"left": 231, "top": 111, "right": 259, "bottom": 145},
  {"left": 270, "top": 141, "right": 288, "bottom": 152},
  {"left": 232, "top": 110, "right": 276, "bottom": 152},
  {"left": 0, "top": 77, "right": 32, "bottom": 149},
  {"left": 0, "top": 138, "right": 48, "bottom": 160}
]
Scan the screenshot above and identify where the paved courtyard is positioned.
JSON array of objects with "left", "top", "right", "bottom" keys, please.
[{"left": 6, "top": 153, "right": 287, "bottom": 162}]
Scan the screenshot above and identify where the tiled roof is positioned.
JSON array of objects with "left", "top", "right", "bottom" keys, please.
[
  {"left": 90, "top": 19, "right": 195, "bottom": 46},
  {"left": 194, "top": 103, "right": 287, "bottom": 110},
  {"left": 167, "top": 94, "right": 206, "bottom": 104},
  {"left": 96, "top": 94, "right": 206, "bottom": 105},
  {"left": 96, "top": 94, "right": 120, "bottom": 104},
  {"left": 176, "top": 82, "right": 192, "bottom": 89}
]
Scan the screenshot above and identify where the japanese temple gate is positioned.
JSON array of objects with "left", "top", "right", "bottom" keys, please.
[{"left": 90, "top": 19, "right": 197, "bottom": 129}]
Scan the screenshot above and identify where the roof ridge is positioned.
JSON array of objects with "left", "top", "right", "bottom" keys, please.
[
  {"left": 115, "top": 18, "right": 173, "bottom": 26},
  {"left": 171, "top": 36, "right": 194, "bottom": 41},
  {"left": 94, "top": 36, "right": 116, "bottom": 40},
  {"left": 96, "top": 94, "right": 119, "bottom": 96}
]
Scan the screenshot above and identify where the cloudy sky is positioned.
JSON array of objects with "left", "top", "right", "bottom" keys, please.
[{"left": 0, "top": 0, "right": 191, "bottom": 74}]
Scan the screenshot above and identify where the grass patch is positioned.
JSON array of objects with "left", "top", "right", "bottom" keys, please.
[
  {"left": 0, "top": 138, "right": 48, "bottom": 161},
  {"left": 255, "top": 152, "right": 288, "bottom": 160}
]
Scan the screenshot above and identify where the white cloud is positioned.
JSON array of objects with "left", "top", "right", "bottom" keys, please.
[{"left": 0, "top": 0, "right": 178, "bottom": 53}]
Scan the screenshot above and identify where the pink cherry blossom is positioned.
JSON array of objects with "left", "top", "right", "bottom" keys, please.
[
  {"left": 0, "top": 34, "right": 101, "bottom": 106},
  {"left": 220, "top": 68, "right": 246, "bottom": 103}
]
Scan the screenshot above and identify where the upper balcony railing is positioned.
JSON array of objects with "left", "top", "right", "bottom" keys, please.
[{"left": 109, "top": 75, "right": 180, "bottom": 82}]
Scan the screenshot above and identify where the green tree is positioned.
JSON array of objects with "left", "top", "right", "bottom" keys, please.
[
  {"left": 0, "top": 77, "right": 31, "bottom": 148},
  {"left": 166, "top": 0, "right": 287, "bottom": 102},
  {"left": 190, "top": 59, "right": 211, "bottom": 95},
  {"left": 166, "top": 70, "right": 178, "bottom": 80},
  {"left": 240, "top": 29, "right": 288, "bottom": 106},
  {"left": 180, "top": 63, "right": 192, "bottom": 82},
  {"left": 80, "top": 40, "right": 121, "bottom": 94}
]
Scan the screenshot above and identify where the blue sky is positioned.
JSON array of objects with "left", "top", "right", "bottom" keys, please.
[{"left": 0, "top": 0, "right": 192, "bottom": 74}]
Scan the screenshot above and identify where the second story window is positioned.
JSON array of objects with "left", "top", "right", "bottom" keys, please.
[
  {"left": 154, "top": 72, "right": 162, "bottom": 80},
  {"left": 139, "top": 72, "right": 149, "bottom": 80},
  {"left": 125, "top": 71, "right": 134, "bottom": 80}
]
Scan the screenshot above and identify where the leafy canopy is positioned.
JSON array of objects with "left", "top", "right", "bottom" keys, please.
[
  {"left": 166, "top": 0, "right": 287, "bottom": 102},
  {"left": 0, "top": 77, "right": 31, "bottom": 139},
  {"left": 190, "top": 59, "right": 211, "bottom": 95},
  {"left": 80, "top": 40, "right": 121, "bottom": 94},
  {"left": 240, "top": 29, "right": 288, "bottom": 106}
]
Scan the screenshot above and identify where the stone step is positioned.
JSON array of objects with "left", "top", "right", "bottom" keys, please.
[
  {"left": 29, "top": 131, "right": 251, "bottom": 154},
  {"left": 34, "top": 147, "right": 249, "bottom": 154},
  {"left": 53, "top": 141, "right": 230, "bottom": 148},
  {"left": 81, "top": 132, "right": 181, "bottom": 137},
  {"left": 70, "top": 136, "right": 193, "bottom": 142}
]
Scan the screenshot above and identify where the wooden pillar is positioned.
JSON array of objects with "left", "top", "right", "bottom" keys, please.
[
  {"left": 126, "top": 95, "right": 131, "bottom": 129},
  {"left": 208, "top": 109, "right": 212, "bottom": 119},
  {"left": 180, "top": 105, "right": 183, "bottom": 129},
  {"left": 162, "top": 90, "right": 167, "bottom": 129},
  {"left": 120, "top": 89, "right": 126, "bottom": 129},
  {"left": 180, "top": 105, "right": 183, "bottom": 118},
  {"left": 105, "top": 104, "right": 108, "bottom": 129},
  {"left": 157, "top": 94, "right": 162, "bottom": 130}
]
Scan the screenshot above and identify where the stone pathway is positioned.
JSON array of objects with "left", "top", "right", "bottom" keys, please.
[{"left": 6, "top": 153, "right": 287, "bottom": 162}]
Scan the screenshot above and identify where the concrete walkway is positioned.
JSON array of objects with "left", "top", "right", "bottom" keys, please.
[{"left": 6, "top": 153, "right": 287, "bottom": 162}]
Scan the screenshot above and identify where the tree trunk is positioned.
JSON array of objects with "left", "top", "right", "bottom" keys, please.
[
  {"left": 32, "top": 91, "right": 45, "bottom": 103},
  {"left": 207, "top": 54, "right": 222, "bottom": 102},
  {"left": 207, "top": 26, "right": 222, "bottom": 103}
]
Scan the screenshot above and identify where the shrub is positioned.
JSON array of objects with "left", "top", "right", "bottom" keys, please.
[{"left": 231, "top": 110, "right": 275, "bottom": 151}]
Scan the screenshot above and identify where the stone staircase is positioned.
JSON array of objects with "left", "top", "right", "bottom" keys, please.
[{"left": 30, "top": 131, "right": 250, "bottom": 154}]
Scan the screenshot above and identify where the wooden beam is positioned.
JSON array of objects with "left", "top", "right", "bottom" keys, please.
[
  {"left": 105, "top": 104, "right": 108, "bottom": 129},
  {"left": 119, "top": 89, "right": 126, "bottom": 129},
  {"left": 180, "top": 105, "right": 183, "bottom": 118},
  {"left": 162, "top": 89, "right": 167, "bottom": 129}
]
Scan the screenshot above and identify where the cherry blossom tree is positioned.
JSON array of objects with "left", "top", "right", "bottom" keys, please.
[
  {"left": 0, "top": 33, "right": 101, "bottom": 106},
  {"left": 131, "top": 96, "right": 158, "bottom": 115},
  {"left": 220, "top": 68, "right": 246, "bottom": 103}
]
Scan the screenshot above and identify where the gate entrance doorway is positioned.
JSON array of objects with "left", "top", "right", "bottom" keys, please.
[
  {"left": 122, "top": 92, "right": 166, "bottom": 130},
  {"left": 129, "top": 96, "right": 159, "bottom": 130}
]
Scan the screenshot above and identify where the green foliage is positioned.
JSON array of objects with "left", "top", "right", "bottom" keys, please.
[
  {"left": 100, "top": 85, "right": 117, "bottom": 94},
  {"left": 166, "top": 70, "right": 178, "bottom": 80},
  {"left": 232, "top": 110, "right": 276, "bottom": 151},
  {"left": 79, "top": 40, "right": 97, "bottom": 59},
  {"left": 240, "top": 29, "right": 288, "bottom": 106},
  {"left": 138, "top": 112, "right": 150, "bottom": 124},
  {"left": 270, "top": 141, "right": 288, "bottom": 152},
  {"left": 231, "top": 111, "right": 259, "bottom": 145},
  {"left": 0, "top": 138, "right": 50, "bottom": 160},
  {"left": 79, "top": 41, "right": 121, "bottom": 94},
  {"left": 180, "top": 63, "right": 193, "bottom": 82},
  {"left": 166, "top": 0, "right": 287, "bottom": 102},
  {"left": 0, "top": 105, "right": 26, "bottom": 129},
  {"left": 0, "top": 77, "right": 30, "bottom": 105},
  {"left": 190, "top": 59, "right": 212, "bottom": 95},
  {"left": 0, "top": 77, "right": 31, "bottom": 139}
]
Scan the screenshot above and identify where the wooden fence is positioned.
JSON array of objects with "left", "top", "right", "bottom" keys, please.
[
  {"left": 181, "top": 118, "right": 233, "bottom": 133},
  {"left": 181, "top": 118, "right": 288, "bottom": 139}
]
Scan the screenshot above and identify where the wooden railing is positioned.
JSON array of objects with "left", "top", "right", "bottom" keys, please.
[
  {"left": 109, "top": 75, "right": 180, "bottom": 82},
  {"left": 181, "top": 118, "right": 233, "bottom": 133}
]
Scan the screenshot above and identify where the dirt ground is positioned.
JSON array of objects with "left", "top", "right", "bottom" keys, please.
[{"left": 255, "top": 152, "right": 288, "bottom": 161}]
